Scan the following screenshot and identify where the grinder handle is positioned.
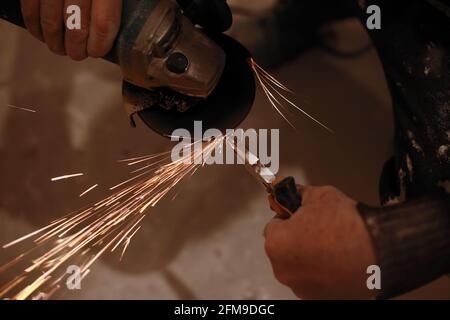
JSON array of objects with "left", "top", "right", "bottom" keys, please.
[{"left": 269, "top": 176, "right": 302, "bottom": 219}]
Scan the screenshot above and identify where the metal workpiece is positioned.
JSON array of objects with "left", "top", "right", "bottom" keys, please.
[
  {"left": 242, "top": 148, "right": 276, "bottom": 194},
  {"left": 234, "top": 146, "right": 302, "bottom": 216}
]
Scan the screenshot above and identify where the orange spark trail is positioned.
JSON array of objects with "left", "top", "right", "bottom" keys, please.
[
  {"left": 4, "top": 104, "right": 37, "bottom": 113},
  {"left": 248, "top": 58, "right": 334, "bottom": 133},
  {"left": 0, "top": 136, "right": 228, "bottom": 300},
  {"left": 1, "top": 57, "right": 332, "bottom": 300},
  {"left": 51, "top": 173, "right": 84, "bottom": 182},
  {"left": 79, "top": 184, "right": 99, "bottom": 198}
]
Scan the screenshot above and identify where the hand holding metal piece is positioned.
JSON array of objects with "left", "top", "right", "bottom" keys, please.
[
  {"left": 269, "top": 176, "right": 303, "bottom": 219},
  {"left": 234, "top": 146, "right": 302, "bottom": 219}
]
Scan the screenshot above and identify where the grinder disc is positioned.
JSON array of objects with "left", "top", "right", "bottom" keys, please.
[{"left": 138, "top": 33, "right": 256, "bottom": 138}]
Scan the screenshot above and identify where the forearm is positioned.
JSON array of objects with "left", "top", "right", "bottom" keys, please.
[{"left": 358, "top": 193, "right": 450, "bottom": 299}]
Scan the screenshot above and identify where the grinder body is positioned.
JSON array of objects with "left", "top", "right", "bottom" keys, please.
[
  {"left": 0, "top": 0, "right": 255, "bottom": 137},
  {"left": 0, "top": 0, "right": 225, "bottom": 98}
]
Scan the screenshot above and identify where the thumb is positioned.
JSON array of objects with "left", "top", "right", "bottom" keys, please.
[
  {"left": 296, "top": 184, "right": 308, "bottom": 195},
  {"left": 263, "top": 216, "right": 286, "bottom": 239},
  {"left": 297, "top": 184, "right": 315, "bottom": 205}
]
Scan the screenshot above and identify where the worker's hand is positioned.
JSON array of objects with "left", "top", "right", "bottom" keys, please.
[
  {"left": 264, "top": 185, "right": 377, "bottom": 300},
  {"left": 20, "top": 0, "right": 122, "bottom": 60}
]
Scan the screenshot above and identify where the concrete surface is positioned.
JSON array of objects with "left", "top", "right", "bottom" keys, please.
[{"left": 0, "top": 3, "right": 449, "bottom": 299}]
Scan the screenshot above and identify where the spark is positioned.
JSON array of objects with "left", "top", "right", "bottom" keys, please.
[
  {"left": 1, "top": 57, "right": 332, "bottom": 299},
  {"left": 51, "top": 173, "right": 84, "bottom": 182},
  {"left": 4, "top": 104, "right": 37, "bottom": 113},
  {"left": 248, "top": 58, "right": 334, "bottom": 133},
  {"left": 79, "top": 184, "right": 99, "bottom": 198},
  {"left": 2, "top": 219, "right": 65, "bottom": 249},
  {"left": 0, "top": 136, "right": 228, "bottom": 300}
]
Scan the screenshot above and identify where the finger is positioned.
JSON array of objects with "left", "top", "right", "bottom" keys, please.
[
  {"left": 297, "top": 185, "right": 316, "bottom": 205},
  {"left": 21, "top": 0, "right": 43, "bottom": 40},
  {"left": 296, "top": 184, "right": 308, "bottom": 207},
  {"left": 87, "top": 0, "right": 122, "bottom": 58},
  {"left": 40, "top": 0, "right": 66, "bottom": 55},
  {"left": 264, "top": 218, "right": 289, "bottom": 262},
  {"left": 296, "top": 184, "right": 307, "bottom": 194},
  {"left": 263, "top": 217, "right": 285, "bottom": 239},
  {"left": 64, "top": 0, "right": 91, "bottom": 60}
]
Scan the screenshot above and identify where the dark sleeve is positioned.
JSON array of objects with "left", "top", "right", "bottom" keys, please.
[
  {"left": 354, "top": 0, "right": 450, "bottom": 298},
  {"left": 358, "top": 193, "right": 450, "bottom": 299},
  {"left": 356, "top": 0, "right": 450, "bottom": 199}
]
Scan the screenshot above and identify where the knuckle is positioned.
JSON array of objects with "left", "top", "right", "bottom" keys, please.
[
  {"left": 316, "top": 186, "right": 337, "bottom": 200},
  {"left": 92, "top": 18, "right": 115, "bottom": 40},
  {"left": 88, "top": 17, "right": 119, "bottom": 57},
  {"left": 321, "top": 185, "right": 336, "bottom": 193},
  {"left": 41, "top": 18, "right": 61, "bottom": 35}
]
